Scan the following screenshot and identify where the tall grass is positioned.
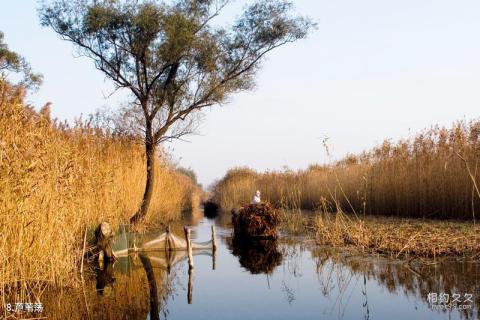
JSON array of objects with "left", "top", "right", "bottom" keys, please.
[
  {"left": 314, "top": 210, "right": 479, "bottom": 258},
  {"left": 0, "top": 81, "right": 197, "bottom": 305},
  {"left": 212, "top": 120, "right": 480, "bottom": 220}
]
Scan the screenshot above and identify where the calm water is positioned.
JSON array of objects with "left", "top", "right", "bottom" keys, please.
[{"left": 88, "top": 214, "right": 479, "bottom": 320}]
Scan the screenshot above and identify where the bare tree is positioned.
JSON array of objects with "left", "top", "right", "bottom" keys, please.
[{"left": 40, "top": 0, "right": 314, "bottom": 224}]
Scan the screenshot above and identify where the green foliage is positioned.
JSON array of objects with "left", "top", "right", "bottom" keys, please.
[
  {"left": 40, "top": 0, "right": 313, "bottom": 222},
  {"left": 0, "top": 31, "right": 42, "bottom": 89},
  {"left": 39, "top": 0, "right": 314, "bottom": 145}
]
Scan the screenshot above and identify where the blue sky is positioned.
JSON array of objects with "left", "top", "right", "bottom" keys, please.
[{"left": 1, "top": 1, "right": 480, "bottom": 186}]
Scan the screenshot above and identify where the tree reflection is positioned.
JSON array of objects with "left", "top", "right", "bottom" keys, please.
[{"left": 140, "top": 255, "right": 160, "bottom": 320}]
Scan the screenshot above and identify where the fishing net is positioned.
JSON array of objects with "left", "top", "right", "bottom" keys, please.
[
  {"left": 142, "top": 232, "right": 213, "bottom": 251},
  {"left": 113, "top": 227, "right": 214, "bottom": 258},
  {"left": 114, "top": 247, "right": 213, "bottom": 273},
  {"left": 141, "top": 248, "right": 213, "bottom": 271}
]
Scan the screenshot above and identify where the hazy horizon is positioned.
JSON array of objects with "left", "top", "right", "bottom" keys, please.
[{"left": 1, "top": 0, "right": 479, "bottom": 186}]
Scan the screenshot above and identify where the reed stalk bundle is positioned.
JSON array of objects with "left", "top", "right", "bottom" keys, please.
[{"left": 232, "top": 202, "right": 280, "bottom": 239}]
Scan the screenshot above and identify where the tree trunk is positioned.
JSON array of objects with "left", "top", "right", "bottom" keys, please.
[
  {"left": 140, "top": 255, "right": 160, "bottom": 320},
  {"left": 130, "top": 139, "right": 156, "bottom": 224}
]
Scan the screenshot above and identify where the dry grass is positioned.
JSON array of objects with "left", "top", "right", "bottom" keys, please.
[
  {"left": 212, "top": 121, "right": 480, "bottom": 220},
  {"left": 0, "top": 81, "right": 197, "bottom": 309},
  {"left": 212, "top": 167, "right": 258, "bottom": 210},
  {"left": 212, "top": 118, "right": 480, "bottom": 256},
  {"left": 277, "top": 190, "right": 312, "bottom": 235},
  {"left": 278, "top": 208, "right": 311, "bottom": 235},
  {"left": 232, "top": 203, "right": 280, "bottom": 238},
  {"left": 315, "top": 211, "right": 479, "bottom": 258}
]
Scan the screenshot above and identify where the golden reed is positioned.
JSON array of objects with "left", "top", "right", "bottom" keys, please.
[
  {"left": 212, "top": 118, "right": 480, "bottom": 257},
  {"left": 0, "top": 81, "right": 197, "bottom": 305},
  {"left": 213, "top": 121, "right": 480, "bottom": 220}
]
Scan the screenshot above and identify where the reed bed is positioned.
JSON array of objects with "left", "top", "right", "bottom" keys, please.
[
  {"left": 0, "top": 81, "right": 197, "bottom": 309},
  {"left": 212, "top": 120, "right": 480, "bottom": 255},
  {"left": 315, "top": 211, "right": 479, "bottom": 258},
  {"left": 212, "top": 120, "right": 480, "bottom": 220}
]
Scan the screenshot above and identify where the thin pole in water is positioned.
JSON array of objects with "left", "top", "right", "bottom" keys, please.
[
  {"left": 211, "top": 225, "right": 217, "bottom": 270},
  {"left": 166, "top": 224, "right": 172, "bottom": 252},
  {"left": 188, "top": 267, "right": 194, "bottom": 304},
  {"left": 184, "top": 227, "right": 194, "bottom": 269},
  {"left": 211, "top": 225, "right": 217, "bottom": 252},
  {"left": 212, "top": 249, "right": 216, "bottom": 271}
]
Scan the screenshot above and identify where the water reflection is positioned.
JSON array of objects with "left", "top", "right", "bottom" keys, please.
[
  {"left": 95, "top": 260, "right": 115, "bottom": 295},
  {"left": 203, "top": 200, "right": 219, "bottom": 219},
  {"left": 227, "top": 236, "right": 283, "bottom": 274},
  {"left": 312, "top": 248, "right": 480, "bottom": 320},
  {"left": 37, "top": 215, "right": 478, "bottom": 320},
  {"left": 140, "top": 255, "right": 160, "bottom": 320}
]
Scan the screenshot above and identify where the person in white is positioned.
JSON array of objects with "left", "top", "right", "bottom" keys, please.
[{"left": 252, "top": 190, "right": 261, "bottom": 204}]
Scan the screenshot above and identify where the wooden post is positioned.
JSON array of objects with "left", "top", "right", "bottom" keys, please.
[
  {"left": 184, "top": 227, "right": 194, "bottom": 269},
  {"left": 211, "top": 225, "right": 217, "bottom": 252},
  {"left": 187, "top": 267, "right": 194, "bottom": 304},
  {"left": 212, "top": 248, "right": 216, "bottom": 271},
  {"left": 166, "top": 225, "right": 172, "bottom": 252},
  {"left": 211, "top": 225, "right": 217, "bottom": 270},
  {"left": 166, "top": 248, "right": 172, "bottom": 274}
]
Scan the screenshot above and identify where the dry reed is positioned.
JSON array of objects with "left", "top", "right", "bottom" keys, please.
[
  {"left": 212, "top": 121, "right": 480, "bottom": 220},
  {"left": 212, "top": 119, "right": 480, "bottom": 256},
  {"left": 0, "top": 81, "right": 197, "bottom": 310},
  {"left": 315, "top": 210, "right": 479, "bottom": 258}
]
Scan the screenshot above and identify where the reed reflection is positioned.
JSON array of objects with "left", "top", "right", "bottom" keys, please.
[
  {"left": 312, "top": 248, "right": 479, "bottom": 320},
  {"left": 227, "top": 236, "right": 283, "bottom": 274}
]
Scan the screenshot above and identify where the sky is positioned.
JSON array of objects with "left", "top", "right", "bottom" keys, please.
[{"left": 1, "top": 1, "right": 480, "bottom": 187}]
